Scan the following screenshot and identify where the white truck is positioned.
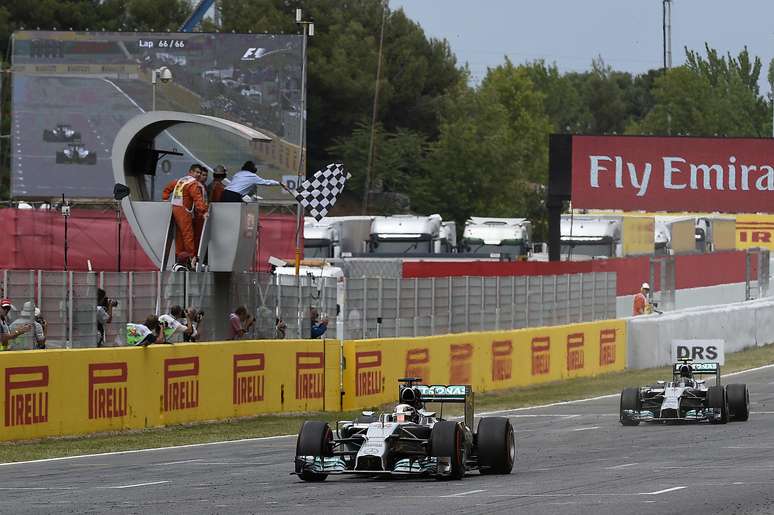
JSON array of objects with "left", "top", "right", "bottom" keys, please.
[
  {"left": 303, "top": 216, "right": 373, "bottom": 258},
  {"left": 460, "top": 217, "right": 532, "bottom": 259},
  {"left": 368, "top": 214, "right": 456, "bottom": 255},
  {"left": 560, "top": 215, "right": 622, "bottom": 260}
]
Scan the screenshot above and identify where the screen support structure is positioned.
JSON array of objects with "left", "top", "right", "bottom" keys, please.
[{"left": 547, "top": 134, "right": 573, "bottom": 262}]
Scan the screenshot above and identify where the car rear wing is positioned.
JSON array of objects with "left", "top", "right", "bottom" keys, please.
[
  {"left": 672, "top": 362, "right": 721, "bottom": 384},
  {"left": 415, "top": 385, "right": 474, "bottom": 429}
]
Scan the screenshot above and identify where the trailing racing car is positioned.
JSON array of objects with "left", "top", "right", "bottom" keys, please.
[
  {"left": 294, "top": 378, "right": 515, "bottom": 481},
  {"left": 620, "top": 360, "right": 749, "bottom": 425},
  {"left": 56, "top": 143, "right": 97, "bottom": 165},
  {"left": 43, "top": 124, "right": 81, "bottom": 142}
]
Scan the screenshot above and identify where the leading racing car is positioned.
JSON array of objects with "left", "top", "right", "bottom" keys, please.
[
  {"left": 293, "top": 378, "right": 515, "bottom": 481},
  {"left": 43, "top": 124, "right": 81, "bottom": 142},
  {"left": 620, "top": 360, "right": 749, "bottom": 425},
  {"left": 56, "top": 143, "right": 97, "bottom": 165}
]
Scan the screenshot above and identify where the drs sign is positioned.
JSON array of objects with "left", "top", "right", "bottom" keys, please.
[{"left": 671, "top": 339, "right": 725, "bottom": 365}]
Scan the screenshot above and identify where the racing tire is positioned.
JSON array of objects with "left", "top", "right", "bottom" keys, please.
[
  {"left": 43, "top": 130, "right": 54, "bottom": 142},
  {"left": 55, "top": 152, "right": 66, "bottom": 164},
  {"left": 726, "top": 384, "right": 750, "bottom": 422},
  {"left": 707, "top": 385, "right": 728, "bottom": 424},
  {"left": 619, "top": 388, "right": 641, "bottom": 426},
  {"left": 295, "top": 421, "right": 333, "bottom": 482},
  {"left": 431, "top": 421, "right": 465, "bottom": 480},
  {"left": 86, "top": 154, "right": 97, "bottom": 165},
  {"left": 477, "top": 417, "right": 515, "bottom": 475}
]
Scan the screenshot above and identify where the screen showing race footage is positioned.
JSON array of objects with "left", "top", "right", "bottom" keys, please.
[{"left": 11, "top": 31, "right": 303, "bottom": 199}]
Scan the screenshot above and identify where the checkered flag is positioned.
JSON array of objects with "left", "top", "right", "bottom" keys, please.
[{"left": 293, "top": 163, "right": 350, "bottom": 221}]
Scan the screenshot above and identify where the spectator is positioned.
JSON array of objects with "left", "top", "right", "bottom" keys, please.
[
  {"left": 34, "top": 307, "right": 47, "bottom": 349},
  {"left": 221, "top": 161, "right": 287, "bottom": 202},
  {"left": 0, "top": 298, "right": 19, "bottom": 350},
  {"left": 229, "top": 306, "right": 255, "bottom": 340},
  {"left": 183, "top": 307, "right": 205, "bottom": 342},
  {"left": 632, "top": 282, "right": 653, "bottom": 316},
  {"left": 209, "top": 165, "right": 228, "bottom": 202},
  {"left": 310, "top": 307, "right": 329, "bottom": 339},
  {"left": 96, "top": 288, "right": 116, "bottom": 347},
  {"left": 8, "top": 301, "right": 39, "bottom": 351},
  {"left": 159, "top": 305, "right": 192, "bottom": 343},
  {"left": 127, "top": 315, "right": 164, "bottom": 346},
  {"left": 275, "top": 318, "right": 287, "bottom": 339}
]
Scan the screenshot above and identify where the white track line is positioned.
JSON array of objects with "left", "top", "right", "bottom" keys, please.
[
  {"left": 3, "top": 362, "right": 773, "bottom": 467},
  {"left": 605, "top": 462, "right": 638, "bottom": 470},
  {"left": 440, "top": 489, "right": 486, "bottom": 498},
  {"left": 102, "top": 480, "right": 169, "bottom": 489},
  {"left": 640, "top": 486, "right": 686, "bottom": 495}
]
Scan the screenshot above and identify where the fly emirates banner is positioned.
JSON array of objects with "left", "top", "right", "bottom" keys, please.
[{"left": 571, "top": 135, "right": 774, "bottom": 213}]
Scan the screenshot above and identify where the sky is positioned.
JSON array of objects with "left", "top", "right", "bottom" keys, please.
[{"left": 390, "top": 0, "right": 774, "bottom": 92}]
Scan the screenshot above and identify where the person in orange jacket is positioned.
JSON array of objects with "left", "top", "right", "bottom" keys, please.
[
  {"left": 162, "top": 164, "right": 208, "bottom": 266},
  {"left": 209, "top": 165, "right": 227, "bottom": 203},
  {"left": 632, "top": 282, "right": 652, "bottom": 316},
  {"left": 193, "top": 167, "right": 210, "bottom": 252}
]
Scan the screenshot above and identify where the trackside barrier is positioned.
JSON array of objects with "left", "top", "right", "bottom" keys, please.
[
  {"left": 341, "top": 319, "right": 627, "bottom": 410},
  {"left": 627, "top": 297, "right": 774, "bottom": 369},
  {"left": 0, "top": 339, "right": 339, "bottom": 442},
  {"left": 0, "top": 320, "right": 626, "bottom": 442}
]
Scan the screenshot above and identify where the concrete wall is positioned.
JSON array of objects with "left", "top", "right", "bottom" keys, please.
[{"left": 627, "top": 297, "right": 774, "bottom": 369}]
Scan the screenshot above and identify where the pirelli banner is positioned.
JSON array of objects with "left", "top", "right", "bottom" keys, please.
[
  {"left": 341, "top": 319, "right": 626, "bottom": 410},
  {"left": 0, "top": 340, "right": 339, "bottom": 442}
]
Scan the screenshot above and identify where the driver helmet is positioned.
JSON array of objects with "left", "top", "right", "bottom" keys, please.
[
  {"left": 679, "top": 364, "right": 694, "bottom": 385},
  {"left": 395, "top": 404, "right": 417, "bottom": 423}
]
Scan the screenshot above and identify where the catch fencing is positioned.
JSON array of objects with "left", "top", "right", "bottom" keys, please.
[{"left": 0, "top": 269, "right": 616, "bottom": 347}]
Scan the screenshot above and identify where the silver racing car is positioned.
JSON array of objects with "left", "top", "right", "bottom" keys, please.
[
  {"left": 620, "top": 360, "right": 750, "bottom": 425},
  {"left": 293, "top": 378, "right": 515, "bottom": 481}
]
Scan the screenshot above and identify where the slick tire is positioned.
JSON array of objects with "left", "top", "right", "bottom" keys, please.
[
  {"left": 726, "top": 384, "right": 750, "bottom": 422},
  {"left": 431, "top": 421, "right": 465, "bottom": 480},
  {"left": 55, "top": 152, "right": 66, "bottom": 164},
  {"left": 707, "top": 385, "right": 729, "bottom": 424},
  {"left": 477, "top": 417, "right": 515, "bottom": 475},
  {"left": 296, "top": 421, "right": 333, "bottom": 482},
  {"left": 619, "top": 388, "right": 641, "bottom": 426}
]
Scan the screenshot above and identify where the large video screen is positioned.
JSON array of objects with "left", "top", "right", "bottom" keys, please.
[{"left": 11, "top": 31, "right": 303, "bottom": 199}]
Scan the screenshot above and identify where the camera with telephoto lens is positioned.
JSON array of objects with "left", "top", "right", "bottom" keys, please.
[{"left": 109, "top": 299, "right": 119, "bottom": 308}]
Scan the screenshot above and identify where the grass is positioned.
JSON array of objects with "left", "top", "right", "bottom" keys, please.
[{"left": 2, "top": 343, "right": 773, "bottom": 464}]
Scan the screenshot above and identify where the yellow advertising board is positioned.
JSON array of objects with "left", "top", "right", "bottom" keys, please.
[
  {"left": 736, "top": 214, "right": 774, "bottom": 251},
  {"left": 0, "top": 339, "right": 339, "bottom": 442},
  {"left": 341, "top": 319, "right": 627, "bottom": 410},
  {"left": 621, "top": 216, "right": 655, "bottom": 256}
]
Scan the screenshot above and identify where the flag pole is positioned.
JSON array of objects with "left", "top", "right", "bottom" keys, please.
[{"left": 295, "top": 9, "right": 313, "bottom": 277}]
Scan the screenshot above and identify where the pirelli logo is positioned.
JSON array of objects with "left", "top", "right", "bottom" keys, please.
[
  {"left": 355, "top": 351, "right": 383, "bottom": 397},
  {"left": 566, "top": 333, "right": 585, "bottom": 371},
  {"left": 233, "top": 354, "right": 265, "bottom": 405},
  {"left": 405, "top": 348, "right": 430, "bottom": 382},
  {"left": 5, "top": 366, "right": 49, "bottom": 427},
  {"left": 738, "top": 222, "right": 774, "bottom": 245},
  {"left": 296, "top": 352, "right": 324, "bottom": 400},
  {"left": 531, "top": 337, "right": 550, "bottom": 376},
  {"left": 88, "top": 362, "right": 128, "bottom": 420},
  {"left": 163, "top": 357, "right": 199, "bottom": 412},
  {"left": 450, "top": 343, "right": 473, "bottom": 384},
  {"left": 599, "top": 329, "right": 617, "bottom": 366},
  {"left": 491, "top": 340, "right": 513, "bottom": 381}
]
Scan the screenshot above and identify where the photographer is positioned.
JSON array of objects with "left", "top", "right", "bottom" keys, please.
[
  {"left": 127, "top": 315, "right": 164, "bottom": 346},
  {"left": 228, "top": 305, "right": 254, "bottom": 340},
  {"left": 183, "top": 307, "right": 205, "bottom": 342},
  {"left": 97, "top": 289, "right": 117, "bottom": 347},
  {"left": 159, "top": 305, "right": 192, "bottom": 343},
  {"left": 34, "top": 307, "right": 46, "bottom": 349}
]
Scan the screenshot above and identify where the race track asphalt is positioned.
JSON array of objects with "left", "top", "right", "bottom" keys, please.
[{"left": 2, "top": 365, "right": 774, "bottom": 514}]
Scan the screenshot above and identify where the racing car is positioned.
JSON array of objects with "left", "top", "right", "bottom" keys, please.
[
  {"left": 56, "top": 143, "right": 97, "bottom": 165},
  {"left": 294, "top": 378, "right": 515, "bottom": 481},
  {"left": 620, "top": 360, "right": 749, "bottom": 425},
  {"left": 43, "top": 124, "right": 81, "bottom": 142}
]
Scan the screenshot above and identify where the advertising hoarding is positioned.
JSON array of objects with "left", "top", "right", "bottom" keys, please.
[{"left": 571, "top": 135, "right": 774, "bottom": 213}]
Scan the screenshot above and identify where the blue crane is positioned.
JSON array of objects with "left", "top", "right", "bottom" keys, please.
[{"left": 180, "top": 0, "right": 216, "bottom": 32}]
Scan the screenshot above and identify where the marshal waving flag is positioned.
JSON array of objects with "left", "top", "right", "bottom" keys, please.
[{"left": 293, "top": 163, "right": 350, "bottom": 221}]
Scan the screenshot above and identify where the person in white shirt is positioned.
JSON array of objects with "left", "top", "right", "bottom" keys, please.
[
  {"left": 159, "top": 305, "right": 193, "bottom": 343},
  {"left": 220, "top": 161, "right": 287, "bottom": 202}
]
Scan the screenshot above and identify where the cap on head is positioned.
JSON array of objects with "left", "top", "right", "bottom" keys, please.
[
  {"left": 0, "top": 298, "right": 13, "bottom": 310},
  {"left": 214, "top": 165, "right": 227, "bottom": 177},
  {"left": 641, "top": 282, "right": 650, "bottom": 290},
  {"left": 20, "top": 301, "right": 34, "bottom": 317}
]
